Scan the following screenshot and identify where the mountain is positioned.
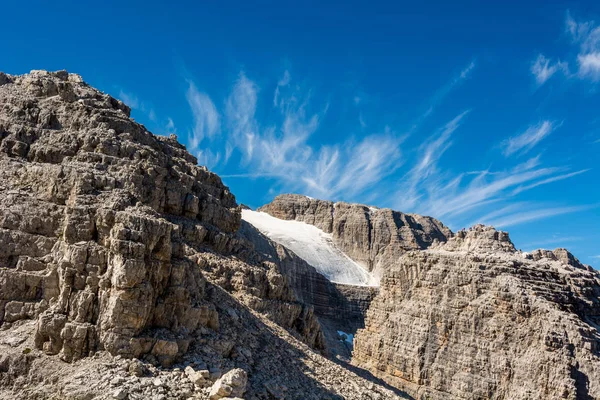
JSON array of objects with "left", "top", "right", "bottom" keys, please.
[
  {"left": 0, "top": 70, "right": 403, "bottom": 400},
  {"left": 353, "top": 225, "right": 600, "bottom": 399},
  {"left": 1, "top": 70, "right": 599, "bottom": 400},
  {"left": 258, "top": 194, "right": 452, "bottom": 281},
  {"left": 252, "top": 195, "right": 600, "bottom": 400}
]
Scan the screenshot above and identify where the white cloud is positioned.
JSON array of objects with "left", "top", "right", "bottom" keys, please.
[
  {"left": 390, "top": 134, "right": 587, "bottom": 228},
  {"left": 166, "top": 117, "right": 176, "bottom": 133},
  {"left": 118, "top": 90, "right": 140, "bottom": 109},
  {"left": 117, "top": 89, "right": 164, "bottom": 128},
  {"left": 423, "top": 166, "right": 562, "bottom": 219},
  {"left": 188, "top": 71, "right": 405, "bottom": 201},
  {"left": 483, "top": 205, "right": 594, "bottom": 228},
  {"left": 184, "top": 65, "right": 590, "bottom": 233},
  {"left": 521, "top": 235, "right": 582, "bottom": 250},
  {"left": 578, "top": 52, "right": 600, "bottom": 81},
  {"left": 460, "top": 60, "right": 476, "bottom": 79},
  {"left": 273, "top": 70, "right": 291, "bottom": 107},
  {"left": 531, "top": 54, "right": 568, "bottom": 84},
  {"left": 407, "top": 60, "right": 475, "bottom": 134},
  {"left": 394, "top": 112, "right": 470, "bottom": 211},
  {"left": 512, "top": 169, "right": 589, "bottom": 194},
  {"left": 564, "top": 13, "right": 600, "bottom": 81},
  {"left": 225, "top": 73, "right": 259, "bottom": 162},
  {"left": 532, "top": 13, "right": 600, "bottom": 84},
  {"left": 502, "top": 120, "right": 557, "bottom": 157},
  {"left": 197, "top": 148, "right": 221, "bottom": 170},
  {"left": 185, "top": 82, "right": 220, "bottom": 151}
]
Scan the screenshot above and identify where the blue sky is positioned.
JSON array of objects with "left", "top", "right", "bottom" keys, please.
[{"left": 2, "top": 0, "right": 599, "bottom": 266}]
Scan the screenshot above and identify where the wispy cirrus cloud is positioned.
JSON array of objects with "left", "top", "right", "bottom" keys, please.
[
  {"left": 512, "top": 169, "right": 589, "bottom": 194},
  {"left": 182, "top": 60, "right": 590, "bottom": 232},
  {"left": 502, "top": 120, "right": 557, "bottom": 157},
  {"left": 521, "top": 235, "right": 582, "bottom": 250},
  {"left": 531, "top": 54, "right": 568, "bottom": 85},
  {"left": 482, "top": 205, "right": 595, "bottom": 228},
  {"left": 273, "top": 70, "right": 290, "bottom": 107},
  {"left": 578, "top": 53, "right": 600, "bottom": 81},
  {"left": 190, "top": 70, "right": 403, "bottom": 200},
  {"left": 186, "top": 81, "right": 220, "bottom": 154},
  {"left": 395, "top": 111, "right": 469, "bottom": 211},
  {"left": 533, "top": 12, "right": 600, "bottom": 85},
  {"left": 225, "top": 73, "right": 259, "bottom": 162},
  {"left": 390, "top": 123, "right": 589, "bottom": 229},
  {"left": 567, "top": 12, "right": 600, "bottom": 81},
  {"left": 117, "top": 88, "right": 177, "bottom": 135},
  {"left": 408, "top": 60, "right": 475, "bottom": 133},
  {"left": 118, "top": 89, "right": 158, "bottom": 122},
  {"left": 118, "top": 89, "right": 140, "bottom": 109}
]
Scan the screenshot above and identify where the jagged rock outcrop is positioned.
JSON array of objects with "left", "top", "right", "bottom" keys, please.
[
  {"left": 259, "top": 194, "right": 452, "bottom": 280},
  {"left": 0, "top": 70, "right": 407, "bottom": 399},
  {"left": 239, "top": 220, "right": 377, "bottom": 359},
  {"left": 353, "top": 225, "right": 600, "bottom": 400},
  {"left": 0, "top": 69, "right": 321, "bottom": 361}
]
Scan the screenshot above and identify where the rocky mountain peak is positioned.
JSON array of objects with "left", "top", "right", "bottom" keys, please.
[
  {"left": 0, "top": 70, "right": 407, "bottom": 399},
  {"left": 440, "top": 223, "right": 516, "bottom": 253},
  {"left": 259, "top": 193, "right": 453, "bottom": 280},
  {"left": 2, "top": 70, "right": 599, "bottom": 400}
]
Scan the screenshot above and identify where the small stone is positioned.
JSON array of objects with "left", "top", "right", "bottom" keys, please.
[
  {"left": 209, "top": 369, "right": 247, "bottom": 400},
  {"left": 112, "top": 388, "right": 128, "bottom": 399},
  {"left": 152, "top": 378, "right": 163, "bottom": 387},
  {"left": 128, "top": 359, "right": 148, "bottom": 377}
]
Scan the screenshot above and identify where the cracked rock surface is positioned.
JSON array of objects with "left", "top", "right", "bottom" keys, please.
[
  {"left": 353, "top": 225, "right": 600, "bottom": 400},
  {"left": 0, "top": 70, "right": 406, "bottom": 400},
  {"left": 259, "top": 194, "right": 452, "bottom": 281}
]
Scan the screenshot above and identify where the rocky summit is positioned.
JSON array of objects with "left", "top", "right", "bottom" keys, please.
[{"left": 0, "top": 70, "right": 599, "bottom": 400}]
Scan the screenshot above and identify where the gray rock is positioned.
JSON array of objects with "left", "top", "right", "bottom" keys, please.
[
  {"left": 112, "top": 388, "right": 128, "bottom": 399},
  {"left": 353, "top": 225, "right": 600, "bottom": 400},
  {"left": 209, "top": 368, "right": 247, "bottom": 400}
]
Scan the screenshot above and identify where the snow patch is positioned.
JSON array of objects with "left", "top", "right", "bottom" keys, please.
[{"left": 242, "top": 210, "right": 378, "bottom": 286}]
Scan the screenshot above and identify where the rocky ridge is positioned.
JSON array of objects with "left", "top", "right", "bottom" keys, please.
[
  {"left": 2, "top": 70, "right": 599, "bottom": 400},
  {"left": 258, "top": 194, "right": 452, "bottom": 280},
  {"left": 353, "top": 224, "right": 600, "bottom": 400},
  {"left": 0, "top": 70, "right": 405, "bottom": 399}
]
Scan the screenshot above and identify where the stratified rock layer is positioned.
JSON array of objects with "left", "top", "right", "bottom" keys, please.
[
  {"left": 353, "top": 225, "right": 600, "bottom": 400},
  {"left": 0, "top": 70, "right": 408, "bottom": 399},
  {"left": 259, "top": 194, "right": 452, "bottom": 280},
  {"left": 0, "top": 70, "right": 327, "bottom": 358}
]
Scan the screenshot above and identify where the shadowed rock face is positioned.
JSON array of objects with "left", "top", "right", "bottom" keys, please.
[
  {"left": 238, "top": 220, "right": 377, "bottom": 360},
  {"left": 353, "top": 225, "right": 600, "bottom": 400},
  {"left": 259, "top": 194, "right": 453, "bottom": 280},
  {"left": 0, "top": 70, "right": 323, "bottom": 363}
]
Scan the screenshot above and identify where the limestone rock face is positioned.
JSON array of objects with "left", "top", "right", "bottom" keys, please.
[
  {"left": 0, "top": 70, "right": 412, "bottom": 400},
  {"left": 259, "top": 194, "right": 452, "bottom": 280},
  {"left": 0, "top": 70, "right": 321, "bottom": 362},
  {"left": 353, "top": 225, "right": 600, "bottom": 400}
]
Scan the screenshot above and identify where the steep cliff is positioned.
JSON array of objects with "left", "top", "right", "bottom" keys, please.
[
  {"left": 259, "top": 194, "right": 452, "bottom": 281},
  {"left": 239, "top": 219, "right": 378, "bottom": 360},
  {"left": 0, "top": 70, "right": 405, "bottom": 399},
  {"left": 353, "top": 225, "right": 600, "bottom": 400}
]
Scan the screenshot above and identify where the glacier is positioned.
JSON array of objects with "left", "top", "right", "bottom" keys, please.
[{"left": 242, "top": 210, "right": 378, "bottom": 286}]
